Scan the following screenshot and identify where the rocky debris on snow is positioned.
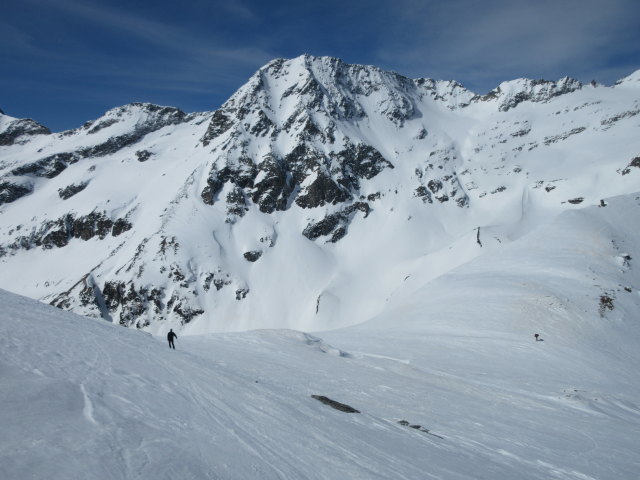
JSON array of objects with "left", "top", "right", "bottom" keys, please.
[
  {"left": 414, "top": 185, "right": 432, "bottom": 203},
  {"left": 600, "top": 106, "right": 640, "bottom": 129},
  {"left": 414, "top": 149, "right": 469, "bottom": 207},
  {"left": 202, "top": 271, "right": 232, "bottom": 292},
  {"left": 599, "top": 293, "right": 615, "bottom": 317},
  {"left": 510, "top": 122, "right": 532, "bottom": 137},
  {"left": 616, "top": 254, "right": 632, "bottom": 269},
  {"left": 543, "top": 127, "right": 586, "bottom": 145},
  {"left": 396, "top": 420, "right": 443, "bottom": 438},
  {"left": 311, "top": 395, "right": 360, "bottom": 413},
  {"left": 567, "top": 197, "right": 584, "bottom": 204}
]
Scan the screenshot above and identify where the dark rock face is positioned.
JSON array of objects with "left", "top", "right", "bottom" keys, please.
[
  {"left": 198, "top": 57, "right": 400, "bottom": 216},
  {"left": 201, "top": 110, "right": 235, "bottom": 146},
  {"left": 171, "top": 302, "right": 204, "bottom": 325},
  {"left": 295, "top": 171, "right": 350, "bottom": 209},
  {"left": 3, "top": 211, "right": 132, "bottom": 253},
  {"left": 0, "top": 180, "right": 33, "bottom": 205},
  {"left": 226, "top": 185, "right": 249, "bottom": 217},
  {"left": 100, "top": 281, "right": 165, "bottom": 327},
  {"left": 201, "top": 142, "right": 392, "bottom": 215},
  {"left": 11, "top": 152, "right": 81, "bottom": 179},
  {"left": 243, "top": 250, "right": 262, "bottom": 262},
  {"left": 0, "top": 118, "right": 51, "bottom": 146},
  {"left": 203, "top": 271, "right": 232, "bottom": 292},
  {"left": 251, "top": 154, "right": 292, "bottom": 213},
  {"left": 303, "top": 202, "right": 370, "bottom": 242},
  {"left": 235, "top": 288, "right": 249, "bottom": 300},
  {"left": 415, "top": 185, "right": 432, "bottom": 203},
  {"left": 202, "top": 155, "right": 258, "bottom": 206},
  {"left": 58, "top": 182, "right": 89, "bottom": 200},
  {"left": 112, "top": 218, "right": 133, "bottom": 237},
  {"left": 135, "top": 150, "right": 153, "bottom": 162}
]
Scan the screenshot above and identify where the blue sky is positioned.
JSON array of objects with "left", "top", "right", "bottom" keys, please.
[{"left": 2, "top": 0, "right": 639, "bottom": 131}]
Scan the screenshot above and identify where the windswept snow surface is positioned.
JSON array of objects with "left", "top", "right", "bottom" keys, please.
[{"left": 2, "top": 195, "right": 640, "bottom": 479}]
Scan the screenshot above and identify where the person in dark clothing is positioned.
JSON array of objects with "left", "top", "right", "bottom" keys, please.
[
  {"left": 534, "top": 333, "right": 540, "bottom": 341},
  {"left": 167, "top": 329, "right": 177, "bottom": 349}
]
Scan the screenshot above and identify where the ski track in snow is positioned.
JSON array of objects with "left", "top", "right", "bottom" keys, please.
[{"left": 1, "top": 285, "right": 640, "bottom": 479}]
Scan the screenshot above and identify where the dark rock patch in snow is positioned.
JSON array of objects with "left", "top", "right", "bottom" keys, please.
[
  {"left": 58, "top": 182, "right": 89, "bottom": 200},
  {"left": 303, "top": 202, "right": 370, "bottom": 242},
  {"left": 135, "top": 150, "right": 153, "bottom": 162},
  {"left": 3, "top": 211, "right": 132, "bottom": 252},
  {"left": 0, "top": 180, "right": 33, "bottom": 205},
  {"left": 11, "top": 152, "right": 80, "bottom": 179},
  {"left": 311, "top": 395, "right": 360, "bottom": 413},
  {"left": 619, "top": 157, "right": 640, "bottom": 175},
  {"left": 243, "top": 250, "right": 262, "bottom": 262},
  {"left": 599, "top": 293, "right": 615, "bottom": 317},
  {"left": 396, "top": 420, "right": 443, "bottom": 438}
]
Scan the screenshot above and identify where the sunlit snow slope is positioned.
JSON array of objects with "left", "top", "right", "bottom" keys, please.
[
  {"left": 2, "top": 194, "right": 640, "bottom": 479},
  {"left": 1, "top": 56, "right": 639, "bottom": 334}
]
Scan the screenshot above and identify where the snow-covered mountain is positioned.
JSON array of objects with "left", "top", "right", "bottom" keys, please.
[{"left": 1, "top": 55, "right": 639, "bottom": 334}]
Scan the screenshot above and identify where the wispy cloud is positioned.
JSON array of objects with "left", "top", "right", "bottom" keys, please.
[
  {"left": 25, "top": 0, "right": 273, "bottom": 66},
  {"left": 374, "top": 0, "right": 640, "bottom": 90}
]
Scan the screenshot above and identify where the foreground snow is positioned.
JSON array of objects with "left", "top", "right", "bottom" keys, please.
[{"left": 2, "top": 195, "right": 640, "bottom": 479}]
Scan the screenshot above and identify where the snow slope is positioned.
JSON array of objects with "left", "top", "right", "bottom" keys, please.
[
  {"left": 2, "top": 194, "right": 640, "bottom": 479},
  {"left": 1, "top": 56, "right": 639, "bottom": 334}
]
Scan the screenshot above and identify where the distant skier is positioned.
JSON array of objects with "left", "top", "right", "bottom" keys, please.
[
  {"left": 534, "top": 333, "right": 540, "bottom": 341},
  {"left": 167, "top": 329, "right": 177, "bottom": 349}
]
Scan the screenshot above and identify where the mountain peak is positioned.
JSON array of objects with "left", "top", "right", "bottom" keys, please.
[
  {"left": 615, "top": 69, "right": 640, "bottom": 87},
  {"left": 1, "top": 57, "right": 639, "bottom": 334},
  {"left": 477, "top": 76, "right": 583, "bottom": 111}
]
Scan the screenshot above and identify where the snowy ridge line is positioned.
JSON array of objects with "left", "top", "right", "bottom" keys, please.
[{"left": 0, "top": 55, "right": 639, "bottom": 334}]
